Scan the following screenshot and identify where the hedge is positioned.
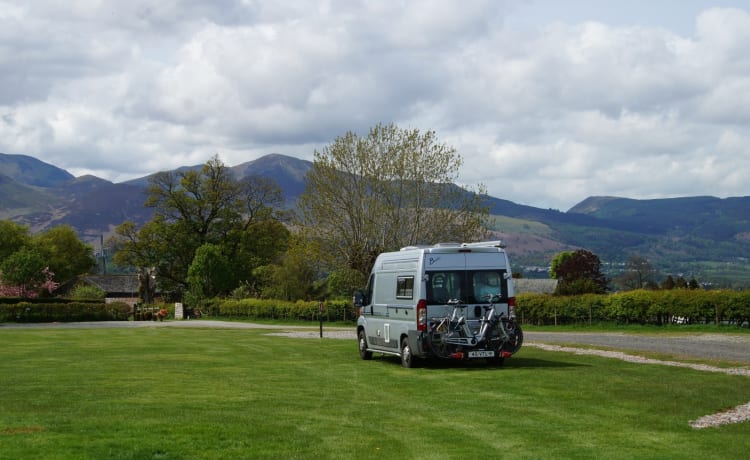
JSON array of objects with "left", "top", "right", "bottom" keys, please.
[
  {"left": 516, "top": 289, "right": 750, "bottom": 326},
  {"left": 0, "top": 301, "right": 132, "bottom": 323},
  {"left": 211, "top": 298, "right": 356, "bottom": 322}
]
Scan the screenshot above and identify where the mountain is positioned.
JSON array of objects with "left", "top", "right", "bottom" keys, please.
[
  {"left": 0, "top": 153, "right": 74, "bottom": 187},
  {"left": 1, "top": 152, "right": 750, "bottom": 286}
]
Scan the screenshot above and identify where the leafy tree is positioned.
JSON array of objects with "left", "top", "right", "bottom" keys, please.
[
  {"left": 111, "top": 156, "right": 287, "bottom": 296},
  {"left": 262, "top": 232, "right": 321, "bottom": 300},
  {"left": 32, "top": 225, "right": 95, "bottom": 284},
  {"left": 185, "top": 243, "right": 233, "bottom": 306},
  {"left": 549, "top": 251, "right": 574, "bottom": 280},
  {"left": 0, "top": 220, "right": 31, "bottom": 261},
  {"left": 550, "top": 249, "right": 607, "bottom": 295},
  {"left": 0, "top": 247, "right": 52, "bottom": 297},
  {"left": 298, "top": 123, "right": 490, "bottom": 278},
  {"left": 675, "top": 276, "right": 688, "bottom": 289}
]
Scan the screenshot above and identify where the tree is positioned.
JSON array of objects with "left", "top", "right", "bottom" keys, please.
[
  {"left": 550, "top": 249, "right": 607, "bottom": 295},
  {"left": 185, "top": 244, "right": 233, "bottom": 306},
  {"left": 615, "top": 255, "right": 658, "bottom": 290},
  {"left": 661, "top": 275, "right": 676, "bottom": 290},
  {"left": 0, "top": 220, "right": 31, "bottom": 262},
  {"left": 111, "top": 156, "right": 287, "bottom": 296},
  {"left": 298, "top": 123, "right": 490, "bottom": 278},
  {"left": 32, "top": 225, "right": 95, "bottom": 284},
  {"left": 262, "top": 232, "right": 321, "bottom": 300},
  {"left": 0, "top": 247, "right": 54, "bottom": 297}
]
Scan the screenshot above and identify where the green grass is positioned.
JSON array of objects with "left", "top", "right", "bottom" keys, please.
[{"left": 1, "top": 327, "right": 748, "bottom": 459}]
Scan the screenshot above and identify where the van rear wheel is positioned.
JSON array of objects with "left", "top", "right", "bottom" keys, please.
[
  {"left": 358, "top": 329, "right": 373, "bottom": 360},
  {"left": 400, "top": 337, "right": 416, "bottom": 368}
]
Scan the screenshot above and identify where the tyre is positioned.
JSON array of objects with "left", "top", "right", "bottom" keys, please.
[
  {"left": 358, "top": 329, "right": 373, "bottom": 360},
  {"left": 501, "top": 319, "right": 524, "bottom": 354},
  {"left": 400, "top": 336, "right": 416, "bottom": 368}
]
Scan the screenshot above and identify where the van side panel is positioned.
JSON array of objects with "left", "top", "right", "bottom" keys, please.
[{"left": 364, "top": 255, "right": 418, "bottom": 352}]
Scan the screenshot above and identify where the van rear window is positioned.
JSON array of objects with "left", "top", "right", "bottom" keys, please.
[{"left": 426, "top": 270, "right": 507, "bottom": 304}]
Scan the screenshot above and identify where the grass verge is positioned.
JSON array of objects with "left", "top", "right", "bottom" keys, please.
[{"left": 0, "top": 327, "right": 748, "bottom": 459}]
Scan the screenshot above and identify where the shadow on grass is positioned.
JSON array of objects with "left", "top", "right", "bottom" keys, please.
[{"left": 368, "top": 355, "right": 588, "bottom": 371}]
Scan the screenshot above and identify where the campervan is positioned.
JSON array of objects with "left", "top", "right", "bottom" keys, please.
[{"left": 354, "top": 241, "right": 523, "bottom": 368}]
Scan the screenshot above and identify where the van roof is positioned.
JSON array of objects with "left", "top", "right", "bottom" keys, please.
[{"left": 399, "top": 241, "right": 506, "bottom": 251}]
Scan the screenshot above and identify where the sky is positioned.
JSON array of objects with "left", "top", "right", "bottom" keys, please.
[{"left": 1, "top": 0, "right": 750, "bottom": 211}]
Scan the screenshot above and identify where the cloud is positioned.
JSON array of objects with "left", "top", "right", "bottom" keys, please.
[{"left": 1, "top": 2, "right": 750, "bottom": 210}]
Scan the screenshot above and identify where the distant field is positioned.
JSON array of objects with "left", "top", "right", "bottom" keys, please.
[{"left": 0, "top": 327, "right": 748, "bottom": 459}]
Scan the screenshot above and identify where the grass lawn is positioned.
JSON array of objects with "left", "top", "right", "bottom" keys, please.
[{"left": 0, "top": 326, "right": 748, "bottom": 459}]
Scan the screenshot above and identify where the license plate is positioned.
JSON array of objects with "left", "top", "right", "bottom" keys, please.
[{"left": 468, "top": 350, "right": 495, "bottom": 358}]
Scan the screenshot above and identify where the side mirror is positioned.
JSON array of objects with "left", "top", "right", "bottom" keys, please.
[{"left": 353, "top": 290, "right": 365, "bottom": 308}]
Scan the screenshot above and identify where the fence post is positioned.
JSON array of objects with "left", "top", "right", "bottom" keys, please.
[{"left": 319, "top": 301, "right": 323, "bottom": 338}]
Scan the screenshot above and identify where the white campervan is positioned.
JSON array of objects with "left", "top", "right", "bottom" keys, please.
[{"left": 354, "top": 241, "right": 523, "bottom": 368}]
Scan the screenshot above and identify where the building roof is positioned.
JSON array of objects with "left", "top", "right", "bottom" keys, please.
[{"left": 83, "top": 275, "right": 140, "bottom": 296}]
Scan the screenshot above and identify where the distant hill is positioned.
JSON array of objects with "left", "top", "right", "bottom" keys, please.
[
  {"left": 0, "top": 152, "right": 73, "bottom": 187},
  {"left": 1, "top": 152, "right": 750, "bottom": 286}
]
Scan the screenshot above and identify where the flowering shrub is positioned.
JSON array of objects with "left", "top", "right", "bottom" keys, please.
[{"left": 0, "top": 267, "right": 59, "bottom": 298}]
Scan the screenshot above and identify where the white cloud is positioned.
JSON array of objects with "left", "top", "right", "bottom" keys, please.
[{"left": 1, "top": 1, "right": 750, "bottom": 210}]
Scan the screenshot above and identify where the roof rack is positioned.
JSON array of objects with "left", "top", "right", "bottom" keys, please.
[
  {"left": 400, "top": 240, "right": 506, "bottom": 251},
  {"left": 460, "top": 240, "right": 506, "bottom": 249}
]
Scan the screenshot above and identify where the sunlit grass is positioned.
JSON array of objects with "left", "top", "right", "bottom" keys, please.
[{"left": 0, "top": 327, "right": 748, "bottom": 459}]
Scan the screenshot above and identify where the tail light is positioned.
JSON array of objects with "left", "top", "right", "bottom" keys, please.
[
  {"left": 416, "top": 299, "right": 427, "bottom": 331},
  {"left": 508, "top": 296, "right": 516, "bottom": 319}
]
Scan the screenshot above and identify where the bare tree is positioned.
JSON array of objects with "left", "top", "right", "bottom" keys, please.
[{"left": 298, "top": 123, "right": 490, "bottom": 277}]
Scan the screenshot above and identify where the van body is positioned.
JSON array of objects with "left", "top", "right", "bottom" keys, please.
[{"left": 354, "top": 241, "right": 523, "bottom": 367}]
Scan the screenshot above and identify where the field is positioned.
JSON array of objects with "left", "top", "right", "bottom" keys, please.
[{"left": 0, "top": 325, "right": 749, "bottom": 459}]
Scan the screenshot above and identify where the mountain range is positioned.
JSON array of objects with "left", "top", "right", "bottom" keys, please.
[{"left": 2, "top": 152, "right": 749, "bottom": 286}]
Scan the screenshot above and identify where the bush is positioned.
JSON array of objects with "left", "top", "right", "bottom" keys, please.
[
  {"left": 0, "top": 300, "right": 123, "bottom": 322},
  {"left": 214, "top": 298, "right": 356, "bottom": 322},
  {"left": 69, "top": 284, "right": 106, "bottom": 300},
  {"left": 516, "top": 289, "right": 750, "bottom": 327}
]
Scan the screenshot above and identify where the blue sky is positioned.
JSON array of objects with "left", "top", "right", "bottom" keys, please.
[{"left": 1, "top": 1, "right": 749, "bottom": 210}]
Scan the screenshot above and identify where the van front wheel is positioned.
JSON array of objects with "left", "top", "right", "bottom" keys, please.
[
  {"left": 358, "top": 330, "right": 373, "bottom": 360},
  {"left": 401, "top": 337, "right": 416, "bottom": 368}
]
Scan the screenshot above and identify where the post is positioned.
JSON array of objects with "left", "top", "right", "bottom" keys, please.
[{"left": 319, "top": 301, "right": 323, "bottom": 338}]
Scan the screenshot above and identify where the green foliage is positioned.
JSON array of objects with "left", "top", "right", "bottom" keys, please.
[
  {"left": 0, "top": 300, "right": 127, "bottom": 322},
  {"left": 0, "top": 220, "right": 31, "bottom": 261},
  {"left": 214, "top": 298, "right": 356, "bottom": 322},
  {"left": 110, "top": 156, "right": 287, "bottom": 297},
  {"left": 325, "top": 268, "right": 367, "bottom": 298},
  {"left": 32, "top": 225, "right": 95, "bottom": 283},
  {"left": 551, "top": 249, "right": 607, "bottom": 295},
  {"left": 0, "top": 247, "right": 47, "bottom": 296},
  {"left": 516, "top": 289, "right": 750, "bottom": 326},
  {"left": 186, "top": 243, "right": 233, "bottom": 305},
  {"left": 69, "top": 284, "right": 106, "bottom": 300},
  {"left": 549, "top": 251, "right": 572, "bottom": 279}
]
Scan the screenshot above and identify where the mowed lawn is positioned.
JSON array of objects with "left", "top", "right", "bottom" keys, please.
[{"left": 0, "top": 326, "right": 748, "bottom": 459}]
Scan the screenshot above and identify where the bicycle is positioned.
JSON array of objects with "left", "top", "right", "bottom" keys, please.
[{"left": 426, "top": 295, "right": 523, "bottom": 362}]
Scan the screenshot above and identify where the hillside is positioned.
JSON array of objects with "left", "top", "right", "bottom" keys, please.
[{"left": 2, "top": 152, "right": 750, "bottom": 286}]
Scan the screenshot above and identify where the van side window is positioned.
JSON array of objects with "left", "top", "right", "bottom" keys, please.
[{"left": 396, "top": 276, "right": 414, "bottom": 299}]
